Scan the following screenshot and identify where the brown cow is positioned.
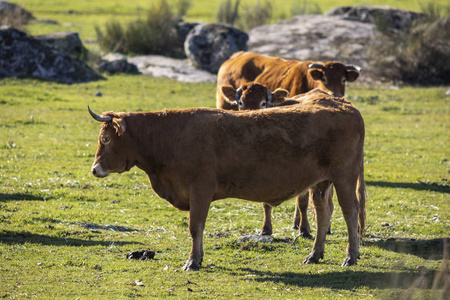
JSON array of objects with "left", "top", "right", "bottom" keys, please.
[
  {"left": 88, "top": 97, "right": 366, "bottom": 271},
  {"left": 220, "top": 83, "right": 335, "bottom": 238},
  {"left": 216, "top": 51, "right": 360, "bottom": 110}
]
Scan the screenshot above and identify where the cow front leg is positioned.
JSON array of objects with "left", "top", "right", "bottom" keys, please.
[
  {"left": 182, "top": 186, "right": 213, "bottom": 271},
  {"left": 261, "top": 203, "right": 273, "bottom": 235},
  {"left": 334, "top": 182, "right": 359, "bottom": 266},
  {"left": 304, "top": 183, "right": 332, "bottom": 264},
  {"left": 294, "top": 193, "right": 312, "bottom": 239}
]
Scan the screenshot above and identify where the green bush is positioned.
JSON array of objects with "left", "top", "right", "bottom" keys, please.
[
  {"left": 291, "top": 0, "right": 322, "bottom": 16},
  {"left": 216, "top": 0, "right": 240, "bottom": 26},
  {"left": 95, "top": 0, "right": 190, "bottom": 57},
  {"left": 216, "top": 0, "right": 272, "bottom": 30},
  {"left": 368, "top": 4, "right": 450, "bottom": 85}
]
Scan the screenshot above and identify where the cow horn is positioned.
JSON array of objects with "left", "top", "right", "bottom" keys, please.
[
  {"left": 235, "top": 87, "right": 241, "bottom": 101},
  {"left": 346, "top": 65, "right": 361, "bottom": 72},
  {"left": 266, "top": 88, "right": 272, "bottom": 104},
  {"left": 88, "top": 105, "right": 112, "bottom": 122},
  {"left": 308, "top": 63, "right": 324, "bottom": 69}
]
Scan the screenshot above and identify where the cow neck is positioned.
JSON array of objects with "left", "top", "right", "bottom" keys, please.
[{"left": 125, "top": 110, "right": 186, "bottom": 175}]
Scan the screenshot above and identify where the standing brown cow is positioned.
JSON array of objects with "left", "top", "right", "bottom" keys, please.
[
  {"left": 88, "top": 96, "right": 366, "bottom": 271},
  {"left": 216, "top": 51, "right": 360, "bottom": 110},
  {"left": 220, "top": 83, "right": 335, "bottom": 238}
]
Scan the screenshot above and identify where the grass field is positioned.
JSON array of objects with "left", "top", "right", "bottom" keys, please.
[
  {"left": 1, "top": 75, "right": 449, "bottom": 298},
  {"left": 1, "top": 0, "right": 450, "bottom": 299}
]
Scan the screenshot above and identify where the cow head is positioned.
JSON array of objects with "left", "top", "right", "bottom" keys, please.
[
  {"left": 88, "top": 106, "right": 132, "bottom": 178},
  {"left": 220, "top": 83, "right": 289, "bottom": 110},
  {"left": 307, "top": 62, "right": 361, "bottom": 97}
]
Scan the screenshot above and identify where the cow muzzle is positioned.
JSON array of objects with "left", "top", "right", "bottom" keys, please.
[{"left": 92, "top": 164, "right": 109, "bottom": 178}]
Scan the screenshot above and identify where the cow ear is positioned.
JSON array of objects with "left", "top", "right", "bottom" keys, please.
[
  {"left": 221, "top": 85, "right": 238, "bottom": 104},
  {"left": 308, "top": 69, "right": 324, "bottom": 81},
  {"left": 271, "top": 88, "right": 289, "bottom": 105},
  {"left": 112, "top": 118, "right": 126, "bottom": 136},
  {"left": 345, "top": 66, "right": 360, "bottom": 82}
]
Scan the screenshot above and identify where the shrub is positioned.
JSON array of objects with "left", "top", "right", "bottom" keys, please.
[
  {"left": 291, "top": 0, "right": 322, "bottom": 16},
  {"left": 238, "top": 0, "right": 273, "bottom": 31},
  {"left": 367, "top": 4, "right": 450, "bottom": 85},
  {"left": 95, "top": 0, "right": 190, "bottom": 57},
  {"left": 217, "top": 0, "right": 240, "bottom": 26}
]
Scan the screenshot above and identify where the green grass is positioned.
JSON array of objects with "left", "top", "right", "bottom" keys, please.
[{"left": 1, "top": 75, "right": 449, "bottom": 299}]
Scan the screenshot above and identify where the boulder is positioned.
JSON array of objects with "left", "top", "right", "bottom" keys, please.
[
  {"left": 97, "top": 53, "right": 139, "bottom": 75},
  {"left": 248, "top": 15, "right": 375, "bottom": 80},
  {"left": 326, "top": 5, "right": 423, "bottom": 31},
  {"left": 184, "top": 23, "right": 248, "bottom": 73},
  {"left": 0, "top": 1, "right": 34, "bottom": 27},
  {"left": 35, "top": 31, "right": 87, "bottom": 60},
  {"left": 128, "top": 55, "right": 216, "bottom": 83},
  {"left": 0, "top": 27, "right": 102, "bottom": 83}
]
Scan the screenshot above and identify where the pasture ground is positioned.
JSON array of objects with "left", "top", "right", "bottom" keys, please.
[{"left": 1, "top": 76, "right": 449, "bottom": 299}]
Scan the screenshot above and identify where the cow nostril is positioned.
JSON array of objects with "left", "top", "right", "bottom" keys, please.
[{"left": 92, "top": 168, "right": 97, "bottom": 176}]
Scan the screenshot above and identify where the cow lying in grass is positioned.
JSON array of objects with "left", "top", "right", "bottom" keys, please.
[
  {"left": 216, "top": 51, "right": 361, "bottom": 110},
  {"left": 88, "top": 95, "right": 366, "bottom": 270},
  {"left": 220, "top": 83, "right": 335, "bottom": 238}
]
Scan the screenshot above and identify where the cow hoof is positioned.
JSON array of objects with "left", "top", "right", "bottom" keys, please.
[
  {"left": 303, "top": 252, "right": 323, "bottom": 264},
  {"left": 300, "top": 231, "right": 313, "bottom": 239},
  {"left": 182, "top": 260, "right": 200, "bottom": 271},
  {"left": 341, "top": 256, "right": 357, "bottom": 267},
  {"left": 261, "top": 229, "right": 272, "bottom": 236},
  {"left": 292, "top": 224, "right": 299, "bottom": 230},
  {"left": 303, "top": 256, "right": 319, "bottom": 264}
]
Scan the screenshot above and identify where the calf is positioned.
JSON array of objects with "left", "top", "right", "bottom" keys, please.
[
  {"left": 88, "top": 97, "right": 366, "bottom": 270},
  {"left": 221, "top": 83, "right": 335, "bottom": 238},
  {"left": 216, "top": 51, "right": 360, "bottom": 110}
]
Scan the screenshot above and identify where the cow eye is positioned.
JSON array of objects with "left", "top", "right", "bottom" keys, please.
[{"left": 102, "top": 136, "right": 111, "bottom": 144}]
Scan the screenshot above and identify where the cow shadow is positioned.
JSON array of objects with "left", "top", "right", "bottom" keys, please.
[
  {"left": 0, "top": 193, "right": 46, "bottom": 202},
  {"left": 365, "top": 237, "right": 449, "bottom": 260},
  {"left": 0, "top": 230, "right": 141, "bottom": 247},
  {"left": 232, "top": 268, "right": 442, "bottom": 291},
  {"left": 366, "top": 180, "right": 450, "bottom": 193}
]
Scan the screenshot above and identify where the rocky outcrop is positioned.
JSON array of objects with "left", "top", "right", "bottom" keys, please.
[
  {"left": 0, "top": 27, "right": 102, "bottom": 83},
  {"left": 0, "top": 1, "right": 34, "bottom": 27},
  {"left": 326, "top": 5, "right": 423, "bottom": 31},
  {"left": 184, "top": 23, "right": 248, "bottom": 73},
  {"left": 248, "top": 15, "right": 375, "bottom": 80},
  {"left": 35, "top": 31, "right": 87, "bottom": 60},
  {"left": 128, "top": 55, "right": 216, "bottom": 83},
  {"left": 97, "top": 53, "right": 139, "bottom": 75}
]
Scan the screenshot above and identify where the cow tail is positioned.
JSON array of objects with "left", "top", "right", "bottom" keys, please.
[{"left": 357, "top": 157, "right": 367, "bottom": 243}]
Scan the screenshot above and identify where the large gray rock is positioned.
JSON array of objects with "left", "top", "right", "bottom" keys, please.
[
  {"left": 248, "top": 15, "right": 374, "bottom": 79},
  {"left": 35, "top": 31, "right": 87, "bottom": 60},
  {"left": 0, "top": 1, "right": 34, "bottom": 26},
  {"left": 128, "top": 55, "right": 216, "bottom": 83},
  {"left": 326, "top": 5, "right": 423, "bottom": 31},
  {"left": 97, "top": 53, "right": 139, "bottom": 75},
  {"left": 0, "top": 27, "right": 102, "bottom": 83},
  {"left": 184, "top": 23, "right": 248, "bottom": 73}
]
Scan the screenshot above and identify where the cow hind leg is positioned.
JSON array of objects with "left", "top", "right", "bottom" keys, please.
[
  {"left": 334, "top": 180, "right": 360, "bottom": 266},
  {"left": 294, "top": 193, "right": 312, "bottom": 239},
  {"left": 261, "top": 203, "right": 273, "bottom": 235},
  {"left": 304, "top": 181, "right": 333, "bottom": 264}
]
